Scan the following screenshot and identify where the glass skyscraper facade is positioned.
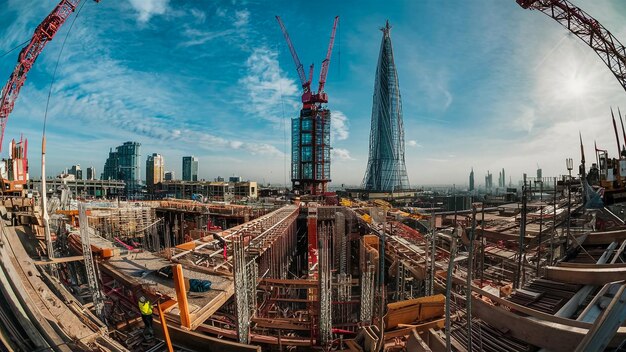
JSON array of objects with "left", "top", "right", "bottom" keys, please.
[
  {"left": 101, "top": 141, "right": 141, "bottom": 197},
  {"left": 182, "top": 156, "right": 198, "bottom": 181},
  {"left": 362, "top": 21, "right": 410, "bottom": 192}
]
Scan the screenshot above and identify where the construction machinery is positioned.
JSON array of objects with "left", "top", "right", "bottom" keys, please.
[
  {"left": 516, "top": 0, "right": 626, "bottom": 93},
  {"left": 0, "top": 0, "right": 99, "bottom": 151},
  {"left": 0, "top": 0, "right": 99, "bottom": 195},
  {"left": 276, "top": 16, "right": 339, "bottom": 195}
]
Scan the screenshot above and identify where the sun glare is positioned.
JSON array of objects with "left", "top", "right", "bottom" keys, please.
[{"left": 564, "top": 74, "right": 588, "bottom": 97}]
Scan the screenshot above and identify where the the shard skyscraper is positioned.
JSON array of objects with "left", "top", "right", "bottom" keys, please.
[{"left": 362, "top": 21, "right": 410, "bottom": 192}]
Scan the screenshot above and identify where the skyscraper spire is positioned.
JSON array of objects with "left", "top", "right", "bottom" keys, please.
[{"left": 362, "top": 20, "right": 410, "bottom": 191}]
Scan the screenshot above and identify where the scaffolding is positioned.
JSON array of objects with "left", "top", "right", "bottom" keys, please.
[
  {"left": 78, "top": 203, "right": 105, "bottom": 321},
  {"left": 362, "top": 21, "right": 410, "bottom": 192},
  {"left": 87, "top": 205, "right": 160, "bottom": 251},
  {"left": 318, "top": 223, "right": 332, "bottom": 346},
  {"left": 233, "top": 235, "right": 257, "bottom": 344},
  {"left": 360, "top": 264, "right": 375, "bottom": 325}
]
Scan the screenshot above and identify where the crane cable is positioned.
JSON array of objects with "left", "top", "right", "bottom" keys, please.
[
  {"left": 43, "top": 0, "right": 88, "bottom": 135},
  {"left": 0, "top": 39, "right": 30, "bottom": 59},
  {"left": 278, "top": 43, "right": 288, "bottom": 189}
]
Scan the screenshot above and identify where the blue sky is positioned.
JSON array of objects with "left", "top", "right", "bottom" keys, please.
[{"left": 1, "top": 0, "right": 626, "bottom": 187}]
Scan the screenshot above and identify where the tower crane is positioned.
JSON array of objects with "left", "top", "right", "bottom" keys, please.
[
  {"left": 275, "top": 16, "right": 339, "bottom": 196},
  {"left": 0, "top": 0, "right": 99, "bottom": 194},
  {"left": 516, "top": 0, "right": 626, "bottom": 93},
  {"left": 276, "top": 16, "right": 311, "bottom": 102},
  {"left": 0, "top": 0, "right": 99, "bottom": 152},
  {"left": 275, "top": 16, "right": 339, "bottom": 107},
  {"left": 316, "top": 16, "right": 339, "bottom": 104}
]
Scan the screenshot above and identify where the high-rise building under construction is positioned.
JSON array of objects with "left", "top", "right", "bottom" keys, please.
[
  {"left": 276, "top": 16, "right": 339, "bottom": 196},
  {"left": 362, "top": 21, "right": 410, "bottom": 192}
]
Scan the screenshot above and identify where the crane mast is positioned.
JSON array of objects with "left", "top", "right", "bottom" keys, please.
[
  {"left": 0, "top": 0, "right": 97, "bottom": 152},
  {"left": 276, "top": 16, "right": 311, "bottom": 102},
  {"left": 317, "top": 16, "right": 339, "bottom": 103},
  {"left": 276, "top": 16, "right": 339, "bottom": 106}
]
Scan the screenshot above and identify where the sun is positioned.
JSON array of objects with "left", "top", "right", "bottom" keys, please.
[{"left": 564, "top": 73, "right": 588, "bottom": 97}]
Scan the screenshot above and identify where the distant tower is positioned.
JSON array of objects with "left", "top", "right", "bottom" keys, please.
[
  {"left": 502, "top": 168, "right": 505, "bottom": 188},
  {"left": 362, "top": 21, "right": 410, "bottom": 192},
  {"left": 469, "top": 168, "right": 475, "bottom": 191},
  {"left": 537, "top": 167, "right": 542, "bottom": 179},
  {"left": 485, "top": 170, "right": 493, "bottom": 189},
  {"left": 102, "top": 142, "right": 141, "bottom": 197},
  {"left": 86, "top": 166, "right": 96, "bottom": 180},
  {"left": 182, "top": 156, "right": 198, "bottom": 181},
  {"left": 146, "top": 153, "right": 164, "bottom": 194},
  {"left": 70, "top": 164, "right": 82, "bottom": 180}
]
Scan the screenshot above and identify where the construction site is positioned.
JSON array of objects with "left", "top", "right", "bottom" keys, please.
[{"left": 1, "top": 0, "right": 626, "bottom": 351}]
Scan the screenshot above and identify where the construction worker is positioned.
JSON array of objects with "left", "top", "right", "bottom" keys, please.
[{"left": 138, "top": 296, "right": 154, "bottom": 338}]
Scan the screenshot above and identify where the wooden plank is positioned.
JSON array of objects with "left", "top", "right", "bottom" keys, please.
[
  {"left": 426, "top": 328, "right": 447, "bottom": 352},
  {"left": 452, "top": 276, "right": 590, "bottom": 329},
  {"left": 585, "top": 229, "right": 626, "bottom": 245},
  {"left": 33, "top": 255, "right": 84, "bottom": 265},
  {"left": 406, "top": 329, "right": 433, "bottom": 352},
  {"left": 384, "top": 318, "right": 445, "bottom": 339},
  {"left": 252, "top": 317, "right": 311, "bottom": 331},
  {"left": 197, "top": 324, "right": 314, "bottom": 346},
  {"left": 259, "top": 278, "right": 318, "bottom": 287},
  {"left": 154, "top": 319, "right": 261, "bottom": 352},
  {"left": 385, "top": 295, "right": 445, "bottom": 329},
  {"left": 175, "top": 241, "right": 197, "bottom": 251},
  {"left": 472, "top": 295, "right": 585, "bottom": 352},
  {"left": 545, "top": 265, "right": 626, "bottom": 285},
  {"left": 190, "top": 286, "right": 233, "bottom": 330}
]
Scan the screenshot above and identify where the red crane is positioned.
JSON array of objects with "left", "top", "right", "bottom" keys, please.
[
  {"left": 516, "top": 0, "right": 626, "bottom": 93},
  {"left": 0, "top": 0, "right": 99, "bottom": 152},
  {"left": 316, "top": 16, "right": 339, "bottom": 104},
  {"left": 276, "top": 16, "right": 311, "bottom": 102},
  {"left": 275, "top": 16, "right": 339, "bottom": 106}
]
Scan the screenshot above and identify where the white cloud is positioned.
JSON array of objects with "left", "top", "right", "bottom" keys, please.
[
  {"left": 511, "top": 106, "right": 537, "bottom": 133},
  {"left": 189, "top": 8, "right": 206, "bottom": 23},
  {"left": 239, "top": 47, "right": 300, "bottom": 125},
  {"left": 180, "top": 27, "right": 235, "bottom": 47},
  {"left": 402, "top": 47, "right": 453, "bottom": 113},
  {"left": 216, "top": 8, "right": 227, "bottom": 18},
  {"left": 234, "top": 10, "right": 250, "bottom": 28},
  {"left": 127, "top": 0, "right": 169, "bottom": 23},
  {"left": 332, "top": 148, "right": 354, "bottom": 161},
  {"left": 11, "top": 21, "right": 284, "bottom": 166},
  {"left": 407, "top": 140, "right": 422, "bottom": 147},
  {"left": 331, "top": 110, "right": 349, "bottom": 141}
]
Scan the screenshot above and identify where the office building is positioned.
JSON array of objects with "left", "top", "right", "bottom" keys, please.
[
  {"left": 182, "top": 156, "right": 199, "bottom": 181},
  {"left": 101, "top": 141, "right": 141, "bottom": 197},
  {"left": 146, "top": 153, "right": 164, "bottom": 194}
]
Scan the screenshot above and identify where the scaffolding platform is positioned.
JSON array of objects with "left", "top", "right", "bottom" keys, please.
[{"left": 99, "top": 248, "right": 234, "bottom": 330}]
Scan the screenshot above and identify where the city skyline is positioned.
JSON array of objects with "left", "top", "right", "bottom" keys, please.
[{"left": 1, "top": 1, "right": 625, "bottom": 185}]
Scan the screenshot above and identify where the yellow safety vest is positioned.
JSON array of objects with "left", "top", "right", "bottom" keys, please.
[{"left": 138, "top": 300, "right": 152, "bottom": 315}]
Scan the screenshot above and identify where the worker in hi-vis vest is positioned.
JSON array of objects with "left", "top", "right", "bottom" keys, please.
[{"left": 138, "top": 296, "right": 154, "bottom": 337}]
